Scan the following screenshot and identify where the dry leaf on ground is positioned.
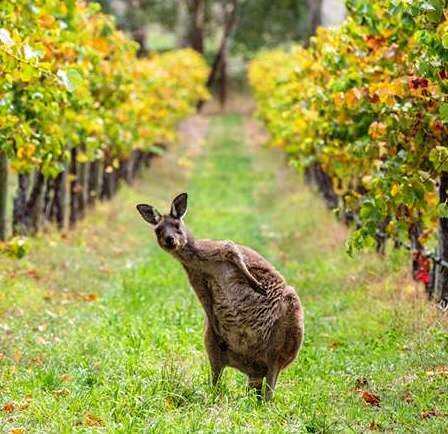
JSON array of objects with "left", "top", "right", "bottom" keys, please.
[
  {"left": 356, "top": 390, "right": 381, "bottom": 407},
  {"left": 2, "top": 402, "right": 15, "bottom": 413}
]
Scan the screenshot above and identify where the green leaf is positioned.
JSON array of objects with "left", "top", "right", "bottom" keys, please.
[
  {"left": 430, "top": 146, "right": 448, "bottom": 172},
  {"left": 67, "top": 69, "right": 83, "bottom": 89},
  {"left": 437, "top": 202, "right": 448, "bottom": 218},
  {"left": 19, "top": 64, "right": 36, "bottom": 82},
  {"left": 148, "top": 145, "right": 165, "bottom": 156},
  {"left": 439, "top": 103, "right": 448, "bottom": 122},
  {"left": 57, "top": 68, "right": 83, "bottom": 92}
]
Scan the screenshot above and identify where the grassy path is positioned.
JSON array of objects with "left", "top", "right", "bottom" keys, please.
[{"left": 1, "top": 113, "right": 447, "bottom": 433}]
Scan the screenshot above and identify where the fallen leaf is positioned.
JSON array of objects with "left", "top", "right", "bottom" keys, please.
[
  {"left": 17, "top": 399, "right": 31, "bottom": 411},
  {"left": 61, "top": 374, "right": 73, "bottom": 382},
  {"left": 403, "top": 391, "right": 413, "bottom": 403},
  {"left": 2, "top": 402, "right": 15, "bottom": 413},
  {"left": 30, "top": 354, "right": 44, "bottom": 365},
  {"left": 426, "top": 366, "right": 448, "bottom": 377},
  {"left": 359, "top": 390, "right": 381, "bottom": 407},
  {"left": 369, "top": 421, "right": 381, "bottom": 431},
  {"left": 0, "top": 323, "right": 11, "bottom": 334},
  {"left": 54, "top": 388, "right": 70, "bottom": 397},
  {"left": 81, "top": 293, "right": 98, "bottom": 302},
  {"left": 84, "top": 413, "right": 103, "bottom": 427},
  {"left": 99, "top": 265, "right": 111, "bottom": 274},
  {"left": 36, "top": 324, "right": 47, "bottom": 332},
  {"left": 421, "top": 410, "right": 440, "bottom": 419},
  {"left": 25, "top": 269, "right": 40, "bottom": 280},
  {"left": 12, "top": 351, "right": 21, "bottom": 363},
  {"left": 9, "top": 428, "right": 25, "bottom": 434},
  {"left": 35, "top": 336, "right": 49, "bottom": 345}
]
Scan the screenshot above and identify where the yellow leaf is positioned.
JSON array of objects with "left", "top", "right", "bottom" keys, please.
[
  {"left": 391, "top": 184, "right": 400, "bottom": 197},
  {"left": 77, "top": 152, "right": 89, "bottom": 163}
]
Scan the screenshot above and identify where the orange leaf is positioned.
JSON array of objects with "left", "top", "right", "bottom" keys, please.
[
  {"left": 2, "top": 402, "right": 15, "bottom": 413},
  {"left": 81, "top": 293, "right": 98, "bottom": 302},
  {"left": 359, "top": 390, "right": 381, "bottom": 407},
  {"left": 84, "top": 413, "right": 103, "bottom": 427}
]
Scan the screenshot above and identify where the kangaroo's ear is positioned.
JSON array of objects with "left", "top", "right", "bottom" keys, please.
[
  {"left": 170, "top": 193, "right": 188, "bottom": 219},
  {"left": 136, "top": 204, "right": 161, "bottom": 225}
]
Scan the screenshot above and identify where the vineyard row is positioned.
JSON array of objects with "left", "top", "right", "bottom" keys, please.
[
  {"left": 249, "top": 0, "right": 448, "bottom": 307},
  {"left": 0, "top": 1, "right": 209, "bottom": 249}
]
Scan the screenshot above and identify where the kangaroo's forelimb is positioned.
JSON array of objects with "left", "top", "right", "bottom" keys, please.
[{"left": 195, "top": 241, "right": 266, "bottom": 296}]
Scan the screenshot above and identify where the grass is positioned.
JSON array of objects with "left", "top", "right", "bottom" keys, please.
[{"left": 1, "top": 113, "right": 447, "bottom": 433}]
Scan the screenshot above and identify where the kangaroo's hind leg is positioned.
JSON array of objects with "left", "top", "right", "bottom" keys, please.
[
  {"left": 247, "top": 376, "right": 263, "bottom": 400},
  {"left": 265, "top": 365, "right": 280, "bottom": 401},
  {"left": 204, "top": 319, "right": 226, "bottom": 386}
]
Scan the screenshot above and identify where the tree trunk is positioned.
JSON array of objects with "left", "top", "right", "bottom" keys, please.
[
  {"left": 143, "top": 151, "right": 154, "bottom": 168},
  {"left": 78, "top": 161, "right": 88, "bottom": 219},
  {"left": 13, "top": 173, "right": 30, "bottom": 235},
  {"left": 199, "top": 0, "right": 238, "bottom": 109},
  {"left": 43, "top": 177, "right": 54, "bottom": 223},
  {"left": 132, "top": 27, "right": 149, "bottom": 57},
  {"left": 101, "top": 157, "right": 115, "bottom": 200},
  {"left": 53, "top": 169, "right": 67, "bottom": 230},
  {"left": 69, "top": 147, "right": 78, "bottom": 228},
  {"left": 176, "top": 0, "right": 190, "bottom": 47},
  {"left": 119, "top": 158, "right": 133, "bottom": 185},
  {"left": 25, "top": 170, "right": 45, "bottom": 234},
  {"left": 0, "top": 151, "right": 8, "bottom": 240},
  {"left": 310, "top": 163, "right": 338, "bottom": 209},
  {"left": 131, "top": 150, "right": 143, "bottom": 178},
  {"left": 112, "top": 168, "right": 118, "bottom": 195},
  {"left": 305, "top": 0, "right": 323, "bottom": 46},
  {"left": 219, "top": 43, "right": 228, "bottom": 108},
  {"left": 187, "top": 0, "right": 205, "bottom": 53},
  {"left": 304, "top": 166, "right": 314, "bottom": 185},
  {"left": 435, "top": 171, "right": 448, "bottom": 303},
  {"left": 375, "top": 217, "right": 390, "bottom": 255},
  {"left": 88, "top": 159, "right": 100, "bottom": 207}
]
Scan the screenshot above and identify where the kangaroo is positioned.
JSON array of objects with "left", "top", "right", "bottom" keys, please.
[{"left": 136, "top": 193, "right": 304, "bottom": 400}]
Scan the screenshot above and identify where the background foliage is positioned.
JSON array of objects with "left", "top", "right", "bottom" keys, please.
[
  {"left": 249, "top": 0, "right": 448, "bottom": 302},
  {"left": 0, "top": 0, "right": 209, "bottom": 238}
]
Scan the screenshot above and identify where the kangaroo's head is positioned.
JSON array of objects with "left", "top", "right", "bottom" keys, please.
[{"left": 136, "top": 193, "right": 189, "bottom": 252}]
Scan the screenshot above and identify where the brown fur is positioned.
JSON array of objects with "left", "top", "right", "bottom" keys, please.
[{"left": 137, "top": 193, "right": 304, "bottom": 400}]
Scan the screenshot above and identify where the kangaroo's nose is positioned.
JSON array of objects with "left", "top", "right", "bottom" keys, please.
[{"left": 166, "top": 235, "right": 175, "bottom": 247}]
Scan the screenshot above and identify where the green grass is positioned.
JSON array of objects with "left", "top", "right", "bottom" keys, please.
[{"left": 1, "top": 113, "right": 447, "bottom": 433}]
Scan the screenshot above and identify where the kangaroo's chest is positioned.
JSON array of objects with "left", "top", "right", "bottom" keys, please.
[{"left": 197, "top": 270, "right": 271, "bottom": 351}]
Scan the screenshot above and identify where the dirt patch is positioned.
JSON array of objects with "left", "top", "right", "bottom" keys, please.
[
  {"left": 244, "top": 116, "right": 270, "bottom": 152},
  {"left": 202, "top": 93, "right": 256, "bottom": 116},
  {"left": 177, "top": 114, "right": 209, "bottom": 159}
]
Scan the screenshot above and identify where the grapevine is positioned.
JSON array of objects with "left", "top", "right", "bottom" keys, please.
[
  {"left": 249, "top": 0, "right": 448, "bottom": 304},
  {"left": 0, "top": 0, "right": 209, "bottom": 238}
]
